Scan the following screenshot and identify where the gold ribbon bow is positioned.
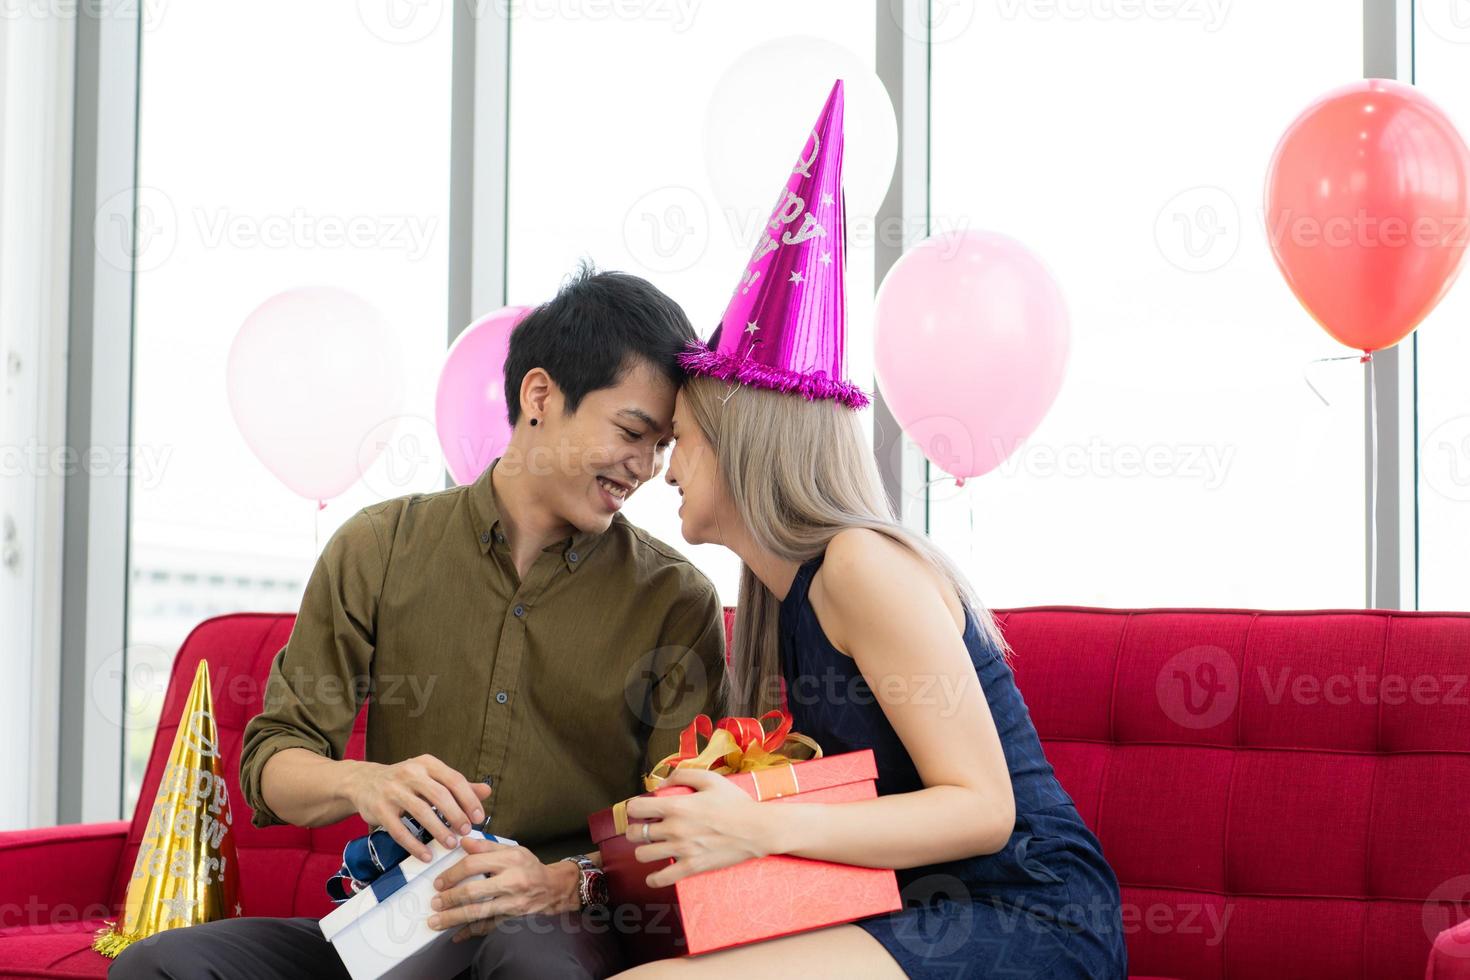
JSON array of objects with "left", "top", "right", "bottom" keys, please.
[{"left": 612, "top": 711, "right": 822, "bottom": 834}]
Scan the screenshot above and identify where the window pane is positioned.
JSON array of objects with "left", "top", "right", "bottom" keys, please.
[
  {"left": 0, "top": 12, "right": 71, "bottom": 829},
  {"left": 1411, "top": 8, "right": 1470, "bottom": 612},
  {"left": 507, "top": 4, "right": 879, "bottom": 604},
  {"left": 125, "top": 3, "right": 453, "bottom": 812},
  {"left": 928, "top": 3, "right": 1364, "bottom": 608}
]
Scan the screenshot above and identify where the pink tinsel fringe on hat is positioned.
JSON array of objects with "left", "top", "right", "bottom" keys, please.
[{"left": 677, "top": 340, "right": 871, "bottom": 410}]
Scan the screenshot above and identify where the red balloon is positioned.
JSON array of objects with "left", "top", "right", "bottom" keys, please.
[{"left": 1265, "top": 79, "right": 1470, "bottom": 353}]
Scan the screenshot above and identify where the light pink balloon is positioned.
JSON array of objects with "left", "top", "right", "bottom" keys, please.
[
  {"left": 436, "top": 306, "right": 531, "bottom": 486},
  {"left": 875, "top": 231, "right": 1070, "bottom": 481},
  {"left": 227, "top": 287, "right": 405, "bottom": 504}
]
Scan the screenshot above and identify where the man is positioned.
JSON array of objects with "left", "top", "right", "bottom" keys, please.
[{"left": 111, "top": 265, "right": 726, "bottom": 979}]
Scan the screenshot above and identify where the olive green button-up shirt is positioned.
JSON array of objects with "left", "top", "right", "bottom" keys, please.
[{"left": 240, "top": 456, "right": 726, "bottom": 861}]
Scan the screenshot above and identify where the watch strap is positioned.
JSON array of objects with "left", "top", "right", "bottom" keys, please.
[{"left": 560, "top": 854, "right": 606, "bottom": 910}]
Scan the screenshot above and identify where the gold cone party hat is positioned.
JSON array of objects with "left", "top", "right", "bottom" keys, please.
[{"left": 94, "top": 659, "right": 242, "bottom": 957}]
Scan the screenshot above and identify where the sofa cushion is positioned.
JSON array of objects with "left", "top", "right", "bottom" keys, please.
[
  {"left": 995, "top": 607, "right": 1470, "bottom": 980},
  {"left": 0, "top": 921, "right": 114, "bottom": 979}
]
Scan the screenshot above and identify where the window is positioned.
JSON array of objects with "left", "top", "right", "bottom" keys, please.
[
  {"left": 926, "top": 2, "right": 1366, "bottom": 608},
  {"left": 1411, "top": 7, "right": 1470, "bottom": 611},
  {"left": 124, "top": 2, "right": 454, "bottom": 812},
  {"left": 0, "top": 9, "right": 72, "bottom": 829},
  {"left": 507, "top": 3, "right": 881, "bottom": 603},
  {"left": 88, "top": 2, "right": 1461, "bottom": 827}
]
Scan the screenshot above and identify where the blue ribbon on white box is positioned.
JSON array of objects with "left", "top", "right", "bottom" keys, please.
[
  {"left": 318, "top": 818, "right": 521, "bottom": 980},
  {"left": 327, "top": 826, "right": 414, "bottom": 904},
  {"left": 326, "top": 814, "right": 514, "bottom": 905}
]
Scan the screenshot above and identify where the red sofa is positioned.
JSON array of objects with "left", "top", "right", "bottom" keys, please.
[
  {"left": 0, "top": 614, "right": 368, "bottom": 980},
  {"left": 2, "top": 607, "right": 1468, "bottom": 978}
]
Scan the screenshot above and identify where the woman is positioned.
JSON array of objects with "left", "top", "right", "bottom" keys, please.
[{"left": 611, "top": 81, "right": 1127, "bottom": 978}]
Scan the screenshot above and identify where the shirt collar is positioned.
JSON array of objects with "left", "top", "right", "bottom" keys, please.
[{"left": 469, "top": 456, "right": 608, "bottom": 572}]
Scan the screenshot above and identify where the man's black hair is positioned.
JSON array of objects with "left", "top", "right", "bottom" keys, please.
[{"left": 502, "top": 260, "right": 697, "bottom": 426}]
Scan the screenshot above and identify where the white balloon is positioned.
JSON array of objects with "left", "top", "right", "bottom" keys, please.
[
  {"left": 703, "top": 36, "right": 899, "bottom": 224},
  {"left": 226, "top": 286, "right": 405, "bottom": 503}
]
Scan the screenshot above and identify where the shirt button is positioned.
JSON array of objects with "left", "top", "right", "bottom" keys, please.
[
  {"left": 568, "top": 551, "right": 579, "bottom": 563},
  {"left": 496, "top": 691, "right": 508, "bottom": 704},
  {"left": 479, "top": 531, "right": 490, "bottom": 544},
  {"left": 514, "top": 604, "right": 524, "bottom": 617},
  {"left": 495, "top": 532, "right": 505, "bottom": 543}
]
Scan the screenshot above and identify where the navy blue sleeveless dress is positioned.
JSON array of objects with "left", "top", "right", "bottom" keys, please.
[{"left": 779, "top": 551, "right": 1128, "bottom": 979}]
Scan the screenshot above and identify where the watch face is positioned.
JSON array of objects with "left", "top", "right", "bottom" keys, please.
[{"left": 588, "top": 871, "right": 609, "bottom": 906}]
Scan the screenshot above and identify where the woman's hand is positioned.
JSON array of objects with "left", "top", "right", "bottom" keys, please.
[{"left": 623, "top": 768, "right": 777, "bottom": 888}]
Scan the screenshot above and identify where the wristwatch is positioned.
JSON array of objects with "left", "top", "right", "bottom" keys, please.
[{"left": 561, "top": 854, "right": 609, "bottom": 912}]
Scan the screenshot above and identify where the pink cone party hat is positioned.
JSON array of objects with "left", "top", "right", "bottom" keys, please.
[{"left": 677, "top": 79, "right": 869, "bottom": 409}]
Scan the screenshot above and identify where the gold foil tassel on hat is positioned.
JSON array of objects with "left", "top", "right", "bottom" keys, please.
[{"left": 94, "top": 659, "right": 242, "bottom": 957}]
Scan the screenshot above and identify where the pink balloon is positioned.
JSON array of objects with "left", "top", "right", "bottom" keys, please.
[
  {"left": 874, "top": 231, "right": 1070, "bottom": 481},
  {"left": 226, "top": 287, "right": 405, "bottom": 504},
  {"left": 436, "top": 306, "right": 531, "bottom": 486}
]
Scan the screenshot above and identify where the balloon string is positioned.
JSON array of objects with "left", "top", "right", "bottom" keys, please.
[
  {"left": 314, "top": 501, "right": 322, "bottom": 556},
  {"left": 1303, "top": 353, "right": 1368, "bottom": 407},
  {"left": 967, "top": 478, "right": 976, "bottom": 573}
]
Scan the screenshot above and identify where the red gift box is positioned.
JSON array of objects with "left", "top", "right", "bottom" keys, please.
[{"left": 588, "top": 747, "right": 902, "bottom": 962}]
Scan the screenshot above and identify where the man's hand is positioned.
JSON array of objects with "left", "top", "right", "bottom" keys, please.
[
  {"left": 427, "top": 839, "right": 581, "bottom": 942},
  {"left": 342, "top": 754, "right": 491, "bottom": 862}
]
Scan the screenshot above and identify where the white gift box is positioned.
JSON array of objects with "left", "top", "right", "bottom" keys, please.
[{"left": 319, "top": 829, "right": 519, "bottom": 980}]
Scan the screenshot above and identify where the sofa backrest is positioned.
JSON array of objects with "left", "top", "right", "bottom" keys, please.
[{"left": 994, "top": 607, "right": 1470, "bottom": 979}]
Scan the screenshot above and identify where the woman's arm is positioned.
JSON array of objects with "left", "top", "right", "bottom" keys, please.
[{"left": 626, "top": 528, "right": 1016, "bottom": 883}]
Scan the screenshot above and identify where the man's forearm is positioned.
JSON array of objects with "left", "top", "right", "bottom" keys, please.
[{"left": 260, "top": 747, "right": 369, "bottom": 827}]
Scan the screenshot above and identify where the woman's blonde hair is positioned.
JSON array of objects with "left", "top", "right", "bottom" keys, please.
[{"left": 680, "top": 375, "right": 1010, "bottom": 716}]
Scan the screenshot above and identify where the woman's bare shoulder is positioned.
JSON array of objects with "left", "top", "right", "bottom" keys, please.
[{"left": 811, "top": 528, "right": 965, "bottom": 653}]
